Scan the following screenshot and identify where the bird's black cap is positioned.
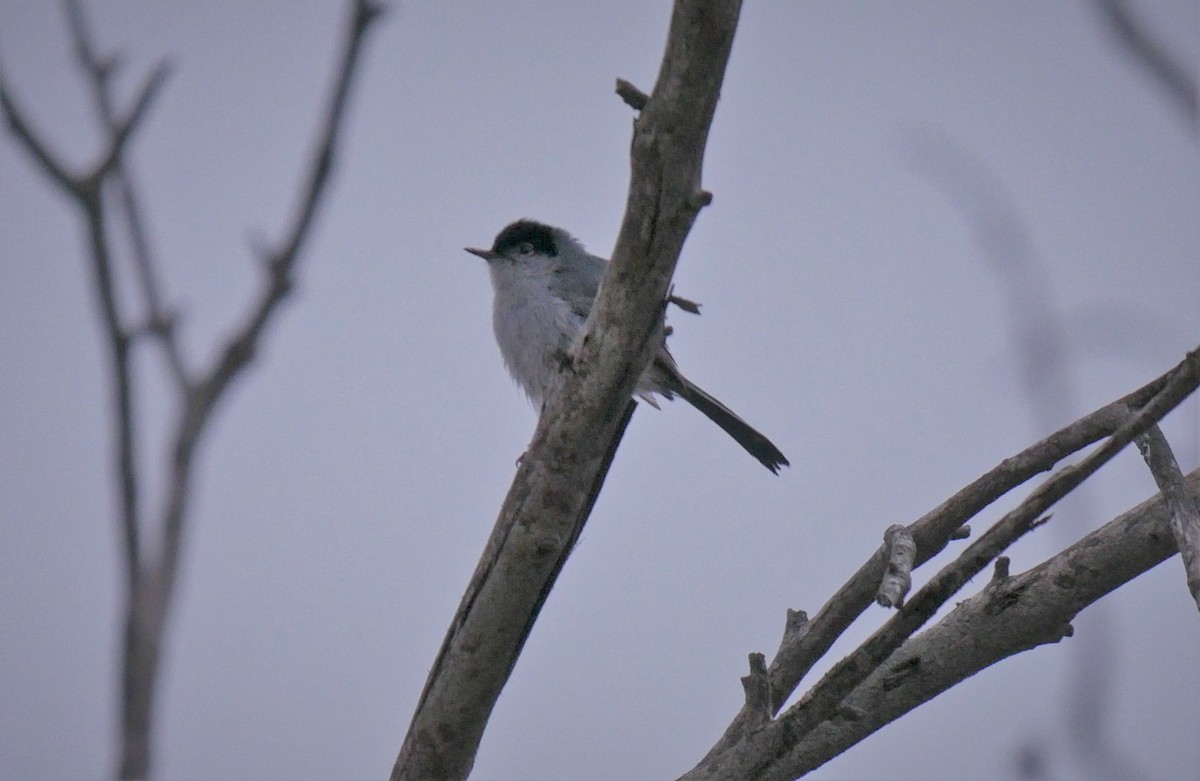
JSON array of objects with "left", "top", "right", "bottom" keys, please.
[{"left": 491, "top": 220, "right": 558, "bottom": 257}]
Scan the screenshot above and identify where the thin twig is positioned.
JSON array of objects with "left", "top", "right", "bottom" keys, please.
[
  {"left": 84, "top": 191, "right": 142, "bottom": 591},
  {"left": 0, "top": 70, "right": 84, "bottom": 193},
  {"left": 89, "top": 62, "right": 169, "bottom": 183},
  {"left": 0, "top": 39, "right": 165, "bottom": 196},
  {"left": 615, "top": 77, "right": 649, "bottom": 110},
  {"left": 64, "top": 0, "right": 188, "bottom": 390},
  {"left": 200, "top": 0, "right": 385, "bottom": 411},
  {"left": 161, "top": 0, "right": 385, "bottom": 609}
]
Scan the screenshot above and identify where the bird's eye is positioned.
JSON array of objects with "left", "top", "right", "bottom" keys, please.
[{"left": 517, "top": 242, "right": 534, "bottom": 256}]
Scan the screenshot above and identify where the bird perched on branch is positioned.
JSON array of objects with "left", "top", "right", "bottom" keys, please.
[{"left": 466, "top": 219, "right": 788, "bottom": 474}]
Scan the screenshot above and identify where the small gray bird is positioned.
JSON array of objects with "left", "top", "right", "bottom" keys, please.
[{"left": 466, "top": 219, "right": 789, "bottom": 474}]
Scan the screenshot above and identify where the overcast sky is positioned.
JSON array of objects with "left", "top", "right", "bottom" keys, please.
[{"left": 1, "top": 2, "right": 1198, "bottom": 780}]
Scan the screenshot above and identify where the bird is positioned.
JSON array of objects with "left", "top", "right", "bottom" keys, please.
[{"left": 465, "top": 219, "right": 789, "bottom": 474}]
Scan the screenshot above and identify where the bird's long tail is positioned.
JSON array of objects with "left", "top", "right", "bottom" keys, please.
[{"left": 674, "top": 380, "right": 789, "bottom": 474}]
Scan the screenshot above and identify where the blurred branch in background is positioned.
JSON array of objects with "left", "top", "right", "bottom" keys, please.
[
  {"left": 907, "top": 133, "right": 1167, "bottom": 780},
  {"left": 0, "top": 1, "right": 384, "bottom": 777},
  {"left": 1089, "top": 0, "right": 1200, "bottom": 480},
  {"left": 1091, "top": 0, "right": 1198, "bottom": 137}
]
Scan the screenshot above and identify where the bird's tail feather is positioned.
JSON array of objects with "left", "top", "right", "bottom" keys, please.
[{"left": 674, "top": 381, "right": 789, "bottom": 474}]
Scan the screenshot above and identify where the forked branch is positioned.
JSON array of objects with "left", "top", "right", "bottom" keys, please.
[{"left": 686, "top": 347, "right": 1200, "bottom": 779}]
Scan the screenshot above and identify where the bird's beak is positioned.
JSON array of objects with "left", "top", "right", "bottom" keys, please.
[{"left": 464, "top": 247, "right": 497, "bottom": 261}]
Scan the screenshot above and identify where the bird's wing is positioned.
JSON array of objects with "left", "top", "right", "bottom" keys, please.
[
  {"left": 553, "top": 253, "right": 701, "bottom": 319},
  {"left": 551, "top": 253, "right": 606, "bottom": 320}
]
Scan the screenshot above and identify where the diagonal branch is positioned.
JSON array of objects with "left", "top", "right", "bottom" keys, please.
[
  {"left": 0, "top": 68, "right": 85, "bottom": 194},
  {"left": 88, "top": 61, "right": 169, "bottom": 184},
  {"left": 393, "top": 2, "right": 744, "bottom": 779},
  {"left": 1092, "top": 0, "right": 1198, "bottom": 135},
  {"left": 196, "top": 0, "right": 384, "bottom": 416},
  {"left": 160, "top": 0, "right": 385, "bottom": 603}
]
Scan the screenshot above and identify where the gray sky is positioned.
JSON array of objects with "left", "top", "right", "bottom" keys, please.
[{"left": 1, "top": 2, "right": 1197, "bottom": 780}]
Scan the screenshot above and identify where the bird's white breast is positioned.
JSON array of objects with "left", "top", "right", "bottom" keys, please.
[{"left": 489, "top": 261, "right": 581, "bottom": 405}]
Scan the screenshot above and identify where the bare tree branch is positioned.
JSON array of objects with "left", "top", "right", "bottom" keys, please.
[
  {"left": 0, "top": 42, "right": 166, "bottom": 198},
  {"left": 85, "top": 191, "right": 143, "bottom": 591},
  {"left": 89, "top": 62, "right": 170, "bottom": 184},
  {"left": 1136, "top": 425, "right": 1200, "bottom": 610},
  {"left": 1092, "top": 0, "right": 1198, "bottom": 135},
  {"left": 393, "top": 2, "right": 744, "bottom": 779},
  {"left": 0, "top": 70, "right": 83, "bottom": 193},
  {"left": 1, "top": 3, "right": 383, "bottom": 777},
  {"left": 3, "top": 24, "right": 160, "bottom": 592},
  {"left": 199, "top": 0, "right": 384, "bottom": 414},
  {"left": 160, "top": 0, "right": 382, "bottom": 584},
  {"left": 772, "top": 467, "right": 1200, "bottom": 777},
  {"left": 690, "top": 347, "right": 1198, "bottom": 777},
  {"left": 64, "top": 0, "right": 189, "bottom": 390},
  {"left": 767, "top": 357, "right": 1170, "bottom": 716},
  {"left": 682, "top": 347, "right": 1200, "bottom": 780}
]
